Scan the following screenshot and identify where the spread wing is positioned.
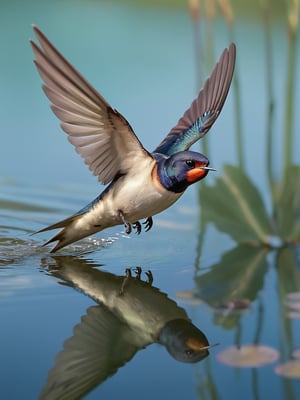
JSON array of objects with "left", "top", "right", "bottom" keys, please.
[
  {"left": 39, "top": 306, "right": 140, "bottom": 400},
  {"left": 154, "top": 43, "right": 236, "bottom": 156},
  {"left": 30, "top": 25, "right": 151, "bottom": 185}
]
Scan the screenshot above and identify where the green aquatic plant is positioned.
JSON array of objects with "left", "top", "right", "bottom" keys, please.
[{"left": 190, "top": 0, "right": 300, "bottom": 247}]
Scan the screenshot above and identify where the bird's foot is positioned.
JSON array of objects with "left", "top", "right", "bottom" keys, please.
[
  {"left": 145, "top": 270, "right": 153, "bottom": 285},
  {"left": 134, "top": 266, "right": 142, "bottom": 280},
  {"left": 124, "top": 222, "right": 132, "bottom": 234},
  {"left": 119, "top": 268, "right": 132, "bottom": 295},
  {"left": 143, "top": 216, "right": 153, "bottom": 232},
  {"left": 118, "top": 210, "right": 132, "bottom": 234},
  {"left": 134, "top": 267, "right": 153, "bottom": 285},
  {"left": 119, "top": 210, "right": 152, "bottom": 235},
  {"left": 120, "top": 267, "right": 153, "bottom": 294},
  {"left": 133, "top": 221, "right": 142, "bottom": 235}
]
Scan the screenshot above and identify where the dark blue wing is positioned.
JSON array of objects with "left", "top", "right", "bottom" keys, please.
[{"left": 154, "top": 43, "right": 236, "bottom": 156}]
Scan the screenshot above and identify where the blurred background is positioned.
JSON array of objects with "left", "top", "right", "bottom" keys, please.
[{"left": 1, "top": 0, "right": 300, "bottom": 399}]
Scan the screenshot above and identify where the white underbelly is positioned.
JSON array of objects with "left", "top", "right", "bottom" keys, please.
[
  {"left": 73, "top": 159, "right": 183, "bottom": 233},
  {"left": 81, "top": 172, "right": 181, "bottom": 229},
  {"left": 107, "top": 173, "right": 182, "bottom": 222}
]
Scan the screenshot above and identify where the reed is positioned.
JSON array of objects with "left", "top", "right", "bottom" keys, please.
[
  {"left": 218, "top": 0, "right": 245, "bottom": 171},
  {"left": 283, "top": 0, "right": 299, "bottom": 173},
  {"left": 260, "top": 0, "right": 276, "bottom": 212},
  {"left": 190, "top": 0, "right": 300, "bottom": 247}
]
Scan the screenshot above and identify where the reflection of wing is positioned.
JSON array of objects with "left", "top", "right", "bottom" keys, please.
[{"left": 39, "top": 306, "right": 140, "bottom": 400}]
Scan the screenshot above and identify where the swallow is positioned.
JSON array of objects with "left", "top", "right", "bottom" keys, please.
[
  {"left": 30, "top": 26, "right": 236, "bottom": 252},
  {"left": 40, "top": 259, "right": 213, "bottom": 399}
]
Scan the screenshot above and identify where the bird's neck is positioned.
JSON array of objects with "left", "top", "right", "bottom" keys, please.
[{"left": 154, "top": 154, "right": 187, "bottom": 194}]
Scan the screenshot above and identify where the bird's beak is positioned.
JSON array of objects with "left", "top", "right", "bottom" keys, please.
[
  {"left": 199, "top": 166, "right": 216, "bottom": 172},
  {"left": 199, "top": 342, "right": 219, "bottom": 351},
  {"left": 186, "top": 164, "right": 216, "bottom": 183}
]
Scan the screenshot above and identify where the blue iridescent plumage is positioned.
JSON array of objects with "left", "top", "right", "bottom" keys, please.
[{"left": 154, "top": 111, "right": 213, "bottom": 155}]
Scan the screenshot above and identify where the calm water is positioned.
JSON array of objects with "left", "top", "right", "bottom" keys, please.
[{"left": 1, "top": 1, "right": 300, "bottom": 399}]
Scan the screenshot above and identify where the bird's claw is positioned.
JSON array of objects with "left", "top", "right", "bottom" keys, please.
[
  {"left": 134, "top": 266, "right": 142, "bottom": 279},
  {"left": 120, "top": 267, "right": 153, "bottom": 295},
  {"left": 130, "top": 218, "right": 152, "bottom": 234},
  {"left": 133, "top": 221, "right": 142, "bottom": 235},
  {"left": 143, "top": 217, "right": 153, "bottom": 232},
  {"left": 145, "top": 270, "right": 153, "bottom": 285},
  {"left": 119, "top": 211, "right": 153, "bottom": 235},
  {"left": 125, "top": 222, "right": 132, "bottom": 234},
  {"left": 133, "top": 266, "right": 153, "bottom": 284}
]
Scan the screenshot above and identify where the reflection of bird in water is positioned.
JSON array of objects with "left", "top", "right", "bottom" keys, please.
[
  {"left": 40, "top": 257, "right": 212, "bottom": 399},
  {"left": 30, "top": 26, "right": 236, "bottom": 252}
]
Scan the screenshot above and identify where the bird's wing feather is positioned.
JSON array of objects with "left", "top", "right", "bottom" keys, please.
[
  {"left": 39, "top": 306, "right": 140, "bottom": 400},
  {"left": 154, "top": 43, "right": 236, "bottom": 155},
  {"left": 30, "top": 26, "right": 151, "bottom": 185}
]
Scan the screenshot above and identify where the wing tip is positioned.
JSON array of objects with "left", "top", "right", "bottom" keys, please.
[
  {"left": 154, "top": 42, "right": 237, "bottom": 155},
  {"left": 30, "top": 25, "right": 43, "bottom": 46},
  {"left": 228, "top": 42, "right": 236, "bottom": 55}
]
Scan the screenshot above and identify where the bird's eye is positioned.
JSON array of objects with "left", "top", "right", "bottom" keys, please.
[
  {"left": 185, "top": 349, "right": 194, "bottom": 357},
  {"left": 186, "top": 160, "right": 195, "bottom": 168}
]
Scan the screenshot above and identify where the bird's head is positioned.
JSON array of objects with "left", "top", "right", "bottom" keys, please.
[
  {"left": 158, "top": 319, "right": 214, "bottom": 363},
  {"left": 156, "top": 151, "right": 214, "bottom": 193}
]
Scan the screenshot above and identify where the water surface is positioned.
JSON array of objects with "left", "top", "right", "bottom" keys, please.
[{"left": 1, "top": 1, "right": 300, "bottom": 399}]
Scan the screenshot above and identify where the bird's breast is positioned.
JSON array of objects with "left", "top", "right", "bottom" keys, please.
[
  {"left": 77, "top": 159, "right": 183, "bottom": 232},
  {"left": 105, "top": 160, "right": 182, "bottom": 222}
]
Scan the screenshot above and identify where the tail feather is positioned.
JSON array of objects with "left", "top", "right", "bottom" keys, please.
[
  {"left": 35, "top": 215, "right": 78, "bottom": 234},
  {"left": 44, "top": 230, "right": 72, "bottom": 253},
  {"left": 35, "top": 214, "right": 83, "bottom": 252}
]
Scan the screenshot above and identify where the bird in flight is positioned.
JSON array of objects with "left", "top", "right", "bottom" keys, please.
[{"left": 30, "top": 26, "right": 236, "bottom": 252}]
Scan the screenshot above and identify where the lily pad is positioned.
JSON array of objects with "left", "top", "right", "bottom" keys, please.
[
  {"left": 215, "top": 299, "right": 250, "bottom": 311},
  {"left": 286, "top": 302, "right": 300, "bottom": 312},
  {"left": 175, "top": 290, "right": 196, "bottom": 299},
  {"left": 175, "top": 290, "right": 203, "bottom": 307},
  {"left": 284, "top": 291, "right": 300, "bottom": 318},
  {"left": 217, "top": 345, "right": 279, "bottom": 367},
  {"left": 287, "top": 292, "right": 300, "bottom": 301},
  {"left": 275, "top": 360, "right": 300, "bottom": 378}
]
